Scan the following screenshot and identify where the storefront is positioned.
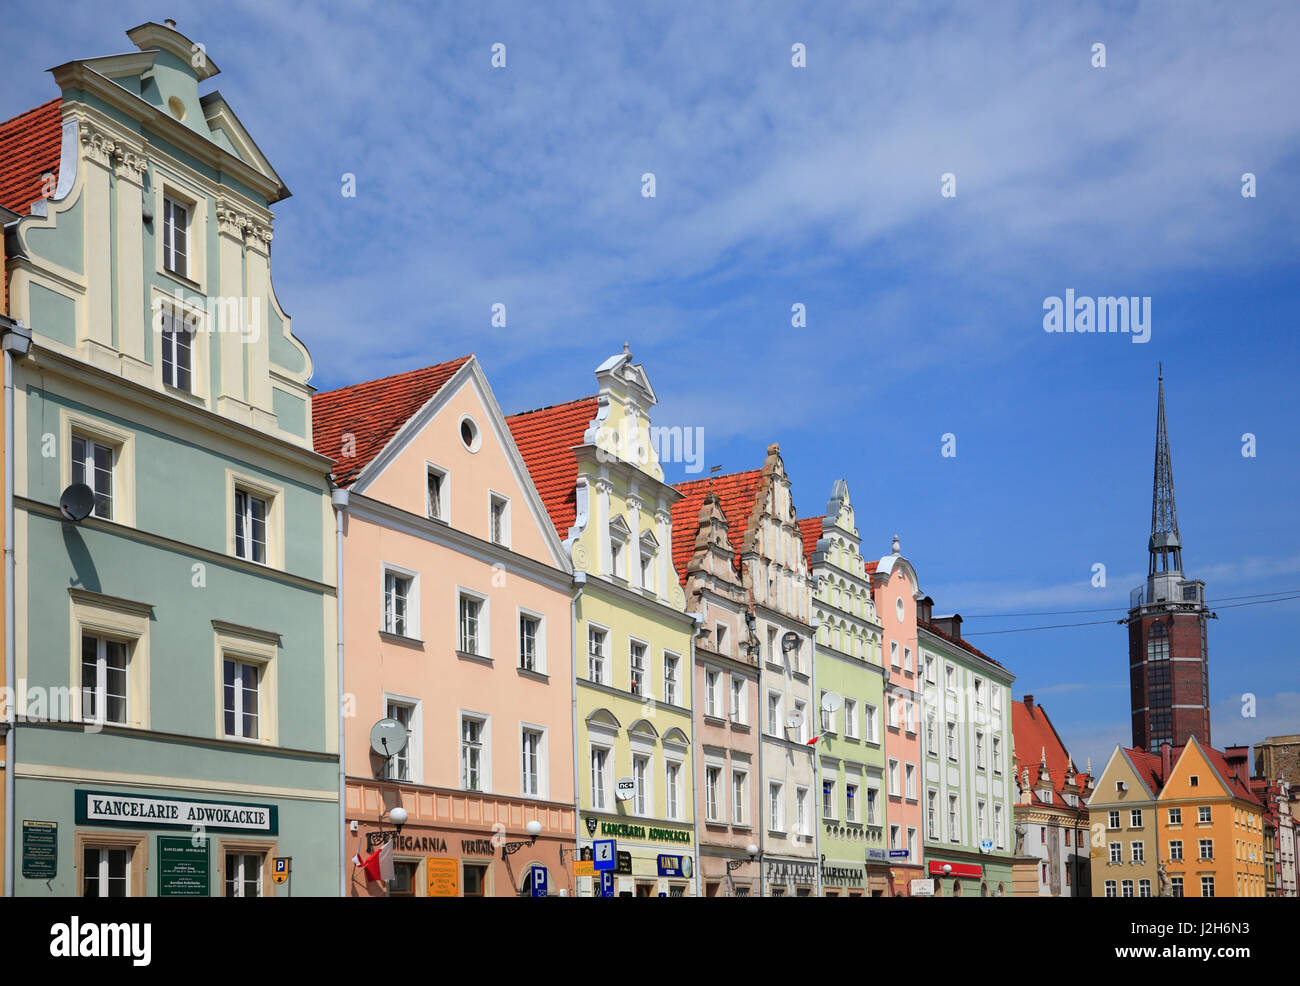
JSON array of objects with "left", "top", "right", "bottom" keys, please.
[
  {"left": 926, "top": 856, "right": 1012, "bottom": 897},
  {"left": 348, "top": 780, "right": 574, "bottom": 897},
  {"left": 865, "top": 848, "right": 891, "bottom": 896},
  {"left": 820, "top": 855, "right": 868, "bottom": 897},
  {"left": 887, "top": 849, "right": 922, "bottom": 896},
  {"left": 763, "top": 856, "right": 818, "bottom": 896},
  {"left": 701, "top": 846, "right": 757, "bottom": 897},
  {"left": 578, "top": 815, "right": 696, "bottom": 896}
]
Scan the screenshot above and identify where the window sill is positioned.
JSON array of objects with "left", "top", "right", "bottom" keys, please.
[
  {"left": 457, "top": 650, "right": 492, "bottom": 666},
  {"left": 729, "top": 721, "right": 750, "bottom": 733},
  {"left": 517, "top": 667, "right": 549, "bottom": 683},
  {"left": 380, "top": 630, "right": 423, "bottom": 646},
  {"left": 703, "top": 714, "right": 725, "bottom": 726}
]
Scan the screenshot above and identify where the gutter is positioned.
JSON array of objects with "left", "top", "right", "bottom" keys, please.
[
  {"left": 2, "top": 316, "right": 32, "bottom": 898},
  {"left": 331, "top": 487, "right": 349, "bottom": 897},
  {"left": 687, "top": 610, "right": 703, "bottom": 898},
  {"left": 570, "top": 571, "right": 585, "bottom": 896}
]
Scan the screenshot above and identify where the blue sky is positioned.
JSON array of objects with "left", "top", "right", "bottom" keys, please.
[{"left": 7, "top": 1, "right": 1299, "bottom": 772}]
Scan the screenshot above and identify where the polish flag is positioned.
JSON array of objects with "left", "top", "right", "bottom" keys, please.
[
  {"left": 356, "top": 839, "right": 395, "bottom": 883},
  {"left": 806, "top": 733, "right": 822, "bottom": 746}
]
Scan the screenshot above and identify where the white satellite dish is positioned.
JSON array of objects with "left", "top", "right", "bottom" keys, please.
[
  {"left": 820, "top": 691, "right": 843, "bottom": 712},
  {"left": 785, "top": 709, "right": 804, "bottom": 729}
]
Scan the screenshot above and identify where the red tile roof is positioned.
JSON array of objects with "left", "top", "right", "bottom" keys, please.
[
  {"left": 1124, "top": 747, "right": 1167, "bottom": 796},
  {"left": 312, "top": 356, "right": 472, "bottom": 487},
  {"left": 1200, "top": 744, "right": 1260, "bottom": 805},
  {"left": 670, "top": 469, "right": 764, "bottom": 584},
  {"left": 1011, "top": 699, "right": 1087, "bottom": 803},
  {"left": 0, "top": 98, "right": 62, "bottom": 216},
  {"left": 1119, "top": 742, "right": 1260, "bottom": 805},
  {"left": 918, "top": 618, "right": 1006, "bottom": 669},
  {"left": 505, "top": 396, "right": 599, "bottom": 540},
  {"left": 864, "top": 560, "right": 878, "bottom": 576},
  {"left": 798, "top": 516, "right": 822, "bottom": 565}
]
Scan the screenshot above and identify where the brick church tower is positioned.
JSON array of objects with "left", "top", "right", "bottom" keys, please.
[{"left": 1127, "top": 368, "right": 1213, "bottom": 752}]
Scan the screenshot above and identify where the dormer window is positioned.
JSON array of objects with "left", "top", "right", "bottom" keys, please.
[
  {"left": 608, "top": 515, "right": 631, "bottom": 581},
  {"left": 638, "top": 530, "right": 659, "bottom": 592},
  {"left": 426, "top": 466, "right": 447, "bottom": 522}
]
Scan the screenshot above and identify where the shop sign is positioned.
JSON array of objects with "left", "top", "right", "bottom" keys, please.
[
  {"left": 461, "top": 838, "right": 496, "bottom": 856},
  {"left": 367, "top": 831, "right": 448, "bottom": 853},
  {"left": 656, "top": 854, "right": 692, "bottom": 878},
  {"left": 866, "top": 848, "right": 888, "bottom": 862},
  {"left": 591, "top": 819, "right": 692, "bottom": 844},
  {"left": 426, "top": 857, "right": 458, "bottom": 897},
  {"left": 616, "top": 851, "right": 633, "bottom": 875},
  {"left": 821, "top": 865, "right": 864, "bottom": 883},
  {"left": 910, "top": 879, "right": 935, "bottom": 896},
  {"left": 928, "top": 860, "right": 982, "bottom": 878},
  {"left": 888, "top": 849, "right": 909, "bottom": 858},
  {"left": 76, "top": 790, "right": 276, "bottom": 834},
  {"left": 157, "top": 836, "right": 209, "bottom": 897},
  {"left": 21, "top": 820, "right": 57, "bottom": 879},
  {"left": 574, "top": 859, "right": 596, "bottom": 877},
  {"left": 764, "top": 859, "right": 817, "bottom": 885}
]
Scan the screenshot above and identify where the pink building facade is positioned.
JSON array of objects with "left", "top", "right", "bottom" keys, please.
[
  {"left": 870, "top": 536, "right": 924, "bottom": 895},
  {"left": 315, "top": 356, "right": 576, "bottom": 897}
]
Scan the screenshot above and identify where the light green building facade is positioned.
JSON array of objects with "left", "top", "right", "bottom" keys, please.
[
  {"left": 918, "top": 611, "right": 1016, "bottom": 897},
  {"left": 807, "top": 480, "right": 890, "bottom": 896},
  {"left": 4, "top": 22, "right": 338, "bottom": 896}
]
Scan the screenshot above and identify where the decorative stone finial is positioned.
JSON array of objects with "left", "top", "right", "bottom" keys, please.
[{"left": 891, "top": 534, "right": 900, "bottom": 554}]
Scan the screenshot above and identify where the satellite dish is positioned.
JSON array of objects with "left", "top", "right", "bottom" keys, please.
[
  {"left": 785, "top": 709, "right": 804, "bottom": 729},
  {"left": 369, "top": 717, "right": 409, "bottom": 759},
  {"left": 821, "top": 691, "right": 843, "bottom": 712},
  {"left": 59, "top": 483, "right": 95, "bottom": 522},
  {"left": 781, "top": 631, "right": 799, "bottom": 653}
]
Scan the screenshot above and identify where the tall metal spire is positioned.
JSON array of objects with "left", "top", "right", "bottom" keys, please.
[{"left": 1149, "top": 364, "right": 1183, "bottom": 575}]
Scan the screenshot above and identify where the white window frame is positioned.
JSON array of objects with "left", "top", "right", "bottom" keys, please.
[
  {"left": 518, "top": 609, "right": 545, "bottom": 674},
  {"left": 629, "top": 638, "right": 649, "bottom": 698},
  {"left": 664, "top": 759, "right": 682, "bottom": 821},
  {"left": 520, "top": 724, "right": 547, "bottom": 799},
  {"left": 705, "top": 764, "right": 723, "bottom": 823},
  {"left": 769, "top": 782, "right": 785, "bottom": 832},
  {"left": 888, "top": 758, "right": 900, "bottom": 797},
  {"left": 459, "top": 711, "right": 491, "bottom": 792},
  {"left": 730, "top": 675, "right": 746, "bottom": 724},
  {"left": 662, "top": 651, "right": 681, "bottom": 705},
  {"left": 162, "top": 193, "right": 191, "bottom": 278},
  {"left": 732, "top": 769, "right": 748, "bottom": 826},
  {"left": 383, "top": 694, "right": 422, "bottom": 783},
  {"left": 457, "top": 587, "right": 490, "bottom": 657},
  {"left": 587, "top": 623, "right": 609, "bottom": 685},
  {"left": 590, "top": 744, "right": 611, "bottom": 810},
  {"left": 864, "top": 703, "right": 878, "bottom": 743},
  {"left": 633, "top": 753, "right": 653, "bottom": 817},
  {"left": 426, "top": 463, "right": 449, "bottom": 522},
  {"left": 705, "top": 668, "right": 721, "bottom": 718},
  {"left": 844, "top": 698, "right": 858, "bottom": 739},
  {"left": 381, "top": 563, "right": 420, "bottom": 638}
]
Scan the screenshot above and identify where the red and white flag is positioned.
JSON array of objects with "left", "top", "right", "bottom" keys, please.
[{"left": 356, "top": 839, "right": 395, "bottom": 883}]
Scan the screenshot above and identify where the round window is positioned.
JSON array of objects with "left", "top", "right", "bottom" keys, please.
[
  {"left": 459, "top": 415, "right": 481, "bottom": 452},
  {"left": 895, "top": 597, "right": 905, "bottom": 623}
]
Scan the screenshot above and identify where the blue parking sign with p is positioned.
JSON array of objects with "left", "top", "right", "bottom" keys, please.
[
  {"left": 531, "top": 865, "right": 548, "bottom": 897},
  {"left": 600, "top": 870, "right": 614, "bottom": 897}
]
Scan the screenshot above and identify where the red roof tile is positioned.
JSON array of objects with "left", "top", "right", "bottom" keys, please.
[
  {"left": 798, "top": 516, "right": 822, "bottom": 565},
  {"left": 1124, "top": 748, "right": 1167, "bottom": 796},
  {"left": 0, "top": 98, "right": 62, "bottom": 216},
  {"left": 1200, "top": 744, "right": 1260, "bottom": 805},
  {"left": 1010, "top": 699, "right": 1087, "bottom": 802},
  {"left": 505, "top": 396, "right": 599, "bottom": 540},
  {"left": 918, "top": 618, "right": 1006, "bottom": 669},
  {"left": 312, "top": 356, "right": 472, "bottom": 487},
  {"left": 670, "top": 469, "right": 764, "bottom": 584}
]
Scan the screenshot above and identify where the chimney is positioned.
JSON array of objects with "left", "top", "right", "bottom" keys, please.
[
  {"left": 1224, "top": 745, "right": 1251, "bottom": 776},
  {"left": 917, "top": 596, "right": 933, "bottom": 624},
  {"left": 1024, "top": 694, "right": 1035, "bottom": 711},
  {"left": 165, "top": 18, "right": 177, "bottom": 28},
  {"left": 933, "top": 613, "right": 963, "bottom": 641},
  {"left": 1161, "top": 742, "right": 1172, "bottom": 782}
]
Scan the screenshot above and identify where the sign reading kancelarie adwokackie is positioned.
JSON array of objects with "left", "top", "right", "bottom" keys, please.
[{"left": 76, "top": 790, "right": 277, "bottom": 834}]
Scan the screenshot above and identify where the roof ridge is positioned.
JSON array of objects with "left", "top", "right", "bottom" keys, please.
[
  {"left": 507, "top": 394, "right": 600, "bottom": 419},
  {"left": 673, "top": 467, "right": 764, "bottom": 492},
  {"left": 0, "top": 96, "right": 61, "bottom": 129},
  {"left": 314, "top": 354, "right": 473, "bottom": 400}
]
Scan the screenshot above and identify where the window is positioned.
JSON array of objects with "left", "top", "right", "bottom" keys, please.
[
  {"left": 844, "top": 698, "right": 858, "bottom": 738},
  {"left": 1108, "top": 842, "right": 1121, "bottom": 863},
  {"left": 519, "top": 613, "right": 542, "bottom": 672},
  {"left": 1171, "top": 876, "right": 1183, "bottom": 897},
  {"left": 822, "top": 779, "right": 836, "bottom": 820},
  {"left": 705, "top": 670, "right": 720, "bottom": 717},
  {"left": 715, "top": 623, "right": 729, "bottom": 655},
  {"left": 639, "top": 546, "right": 655, "bottom": 591},
  {"left": 927, "top": 791, "right": 938, "bottom": 838},
  {"left": 945, "top": 795, "right": 960, "bottom": 842},
  {"left": 81, "top": 634, "right": 128, "bottom": 725},
  {"left": 796, "top": 787, "right": 809, "bottom": 836},
  {"left": 665, "top": 761, "right": 681, "bottom": 820},
  {"left": 924, "top": 655, "right": 935, "bottom": 684},
  {"left": 389, "top": 861, "right": 418, "bottom": 897},
  {"left": 769, "top": 782, "right": 784, "bottom": 831},
  {"left": 1190, "top": 776, "right": 1200, "bottom": 788},
  {"left": 590, "top": 746, "right": 610, "bottom": 809},
  {"left": 946, "top": 721, "right": 957, "bottom": 761},
  {"left": 864, "top": 704, "right": 878, "bottom": 742},
  {"left": 887, "top": 695, "right": 897, "bottom": 728},
  {"left": 1199, "top": 839, "right": 1213, "bottom": 860},
  {"left": 159, "top": 304, "right": 193, "bottom": 392},
  {"left": 845, "top": 783, "right": 858, "bottom": 823},
  {"left": 610, "top": 533, "right": 625, "bottom": 580},
  {"left": 383, "top": 571, "right": 412, "bottom": 636},
  {"left": 992, "top": 736, "right": 1001, "bottom": 774},
  {"left": 463, "top": 863, "right": 489, "bottom": 897},
  {"left": 489, "top": 494, "right": 509, "bottom": 546},
  {"left": 1169, "top": 840, "right": 1183, "bottom": 861},
  {"left": 1129, "top": 809, "right": 1142, "bottom": 828},
  {"left": 71, "top": 434, "right": 114, "bottom": 519},
  {"left": 890, "top": 641, "right": 899, "bottom": 667},
  {"left": 634, "top": 755, "right": 651, "bottom": 816},
  {"left": 384, "top": 701, "right": 414, "bottom": 781},
  {"left": 977, "top": 801, "right": 986, "bottom": 843},
  {"left": 903, "top": 646, "right": 912, "bottom": 672},
  {"left": 888, "top": 759, "right": 900, "bottom": 797},
  {"left": 1108, "top": 810, "right": 1120, "bottom": 829},
  {"left": 1198, "top": 806, "right": 1211, "bottom": 823},
  {"left": 903, "top": 700, "right": 914, "bottom": 733},
  {"left": 905, "top": 763, "right": 916, "bottom": 800},
  {"left": 521, "top": 728, "right": 543, "bottom": 796},
  {"left": 426, "top": 467, "right": 446, "bottom": 521},
  {"left": 908, "top": 827, "right": 918, "bottom": 861},
  {"left": 461, "top": 715, "right": 487, "bottom": 791},
  {"left": 630, "top": 642, "right": 647, "bottom": 697},
  {"left": 767, "top": 692, "right": 782, "bottom": 735},
  {"left": 459, "top": 415, "right": 481, "bottom": 452},
  {"left": 1201, "top": 875, "right": 1214, "bottom": 898},
  {"left": 1122, "top": 879, "right": 1134, "bottom": 898},
  {"left": 458, "top": 593, "right": 485, "bottom": 655},
  {"left": 793, "top": 700, "right": 807, "bottom": 743},
  {"left": 162, "top": 196, "right": 189, "bottom": 276},
  {"left": 732, "top": 771, "right": 747, "bottom": 825},
  {"left": 1104, "top": 880, "right": 1117, "bottom": 898},
  {"left": 866, "top": 786, "right": 879, "bottom": 826},
  {"left": 663, "top": 653, "right": 680, "bottom": 705},
  {"left": 1131, "top": 841, "right": 1144, "bottom": 863},
  {"left": 975, "top": 731, "right": 985, "bottom": 770},
  {"left": 994, "top": 804, "right": 1004, "bottom": 848},
  {"left": 890, "top": 824, "right": 900, "bottom": 850},
  {"left": 83, "top": 846, "right": 131, "bottom": 897},
  {"left": 730, "top": 677, "right": 745, "bottom": 724},
  {"left": 944, "top": 665, "right": 955, "bottom": 692},
  {"left": 925, "top": 712, "right": 936, "bottom": 755},
  {"left": 225, "top": 853, "right": 262, "bottom": 898},
  {"left": 588, "top": 627, "right": 607, "bottom": 684},
  {"left": 767, "top": 627, "right": 778, "bottom": 663},
  {"left": 233, "top": 489, "right": 268, "bottom": 563},
  {"left": 973, "top": 677, "right": 984, "bottom": 711},
  {"left": 223, "top": 658, "right": 259, "bottom": 739}
]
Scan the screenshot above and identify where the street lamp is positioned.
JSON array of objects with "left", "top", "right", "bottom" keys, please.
[
  {"left": 727, "top": 844, "right": 760, "bottom": 873},
  {"left": 502, "top": 819, "right": 543, "bottom": 859},
  {"left": 388, "top": 806, "right": 408, "bottom": 834}
]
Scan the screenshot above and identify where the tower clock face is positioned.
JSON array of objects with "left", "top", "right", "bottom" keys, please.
[{"left": 370, "top": 717, "right": 409, "bottom": 758}]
